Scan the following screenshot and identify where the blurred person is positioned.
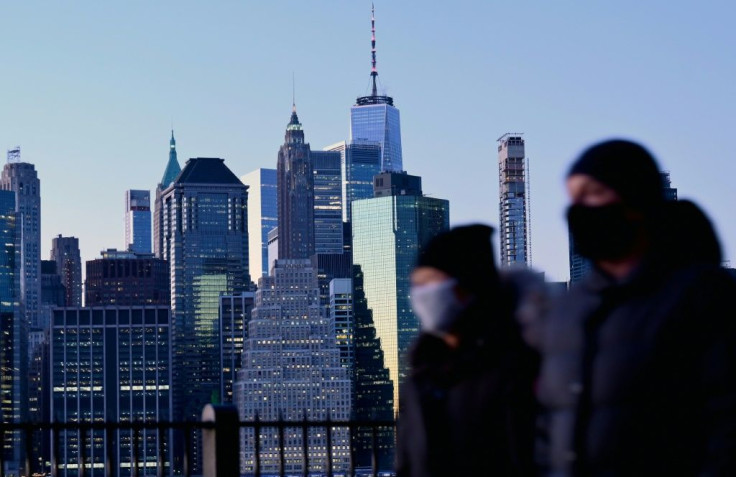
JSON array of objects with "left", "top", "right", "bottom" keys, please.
[
  {"left": 537, "top": 139, "right": 736, "bottom": 476},
  {"left": 396, "top": 224, "right": 538, "bottom": 477}
]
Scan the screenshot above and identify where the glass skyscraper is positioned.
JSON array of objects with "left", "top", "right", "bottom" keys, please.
[
  {"left": 125, "top": 189, "right": 152, "bottom": 254},
  {"left": 50, "top": 306, "right": 173, "bottom": 476},
  {"left": 350, "top": 5, "right": 403, "bottom": 172},
  {"left": 312, "top": 150, "right": 344, "bottom": 254},
  {"left": 498, "top": 133, "right": 530, "bottom": 267},
  {"left": 240, "top": 168, "right": 277, "bottom": 282},
  {"left": 352, "top": 172, "right": 449, "bottom": 410},
  {"left": 159, "top": 157, "right": 249, "bottom": 471},
  {"left": 0, "top": 190, "right": 24, "bottom": 474},
  {"left": 324, "top": 140, "right": 382, "bottom": 223}
]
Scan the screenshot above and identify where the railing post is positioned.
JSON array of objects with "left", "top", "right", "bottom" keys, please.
[{"left": 201, "top": 404, "right": 240, "bottom": 477}]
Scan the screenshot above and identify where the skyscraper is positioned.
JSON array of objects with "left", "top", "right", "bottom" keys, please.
[
  {"left": 50, "top": 235, "right": 82, "bottom": 307},
  {"left": 85, "top": 249, "right": 170, "bottom": 306},
  {"left": 219, "top": 291, "right": 254, "bottom": 404},
  {"left": 324, "top": 140, "right": 382, "bottom": 223},
  {"left": 240, "top": 168, "right": 277, "bottom": 282},
  {"left": 50, "top": 306, "right": 173, "bottom": 475},
  {"left": 160, "top": 157, "right": 249, "bottom": 416},
  {"left": 1, "top": 148, "right": 41, "bottom": 330},
  {"left": 234, "top": 259, "right": 350, "bottom": 475},
  {"left": 277, "top": 106, "right": 314, "bottom": 259},
  {"left": 125, "top": 189, "right": 152, "bottom": 253},
  {"left": 352, "top": 172, "right": 449, "bottom": 410},
  {"left": 312, "top": 150, "right": 344, "bottom": 254},
  {"left": 350, "top": 6, "right": 403, "bottom": 172},
  {"left": 0, "top": 190, "right": 25, "bottom": 474},
  {"left": 498, "top": 133, "right": 530, "bottom": 267},
  {"left": 154, "top": 131, "right": 182, "bottom": 259}
]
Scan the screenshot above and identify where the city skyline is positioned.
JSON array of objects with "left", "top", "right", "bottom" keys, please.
[{"left": 2, "top": 2, "right": 735, "bottom": 281}]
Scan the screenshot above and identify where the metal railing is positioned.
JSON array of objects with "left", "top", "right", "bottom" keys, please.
[{"left": 0, "top": 405, "right": 396, "bottom": 477}]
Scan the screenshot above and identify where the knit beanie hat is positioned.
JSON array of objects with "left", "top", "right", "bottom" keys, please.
[
  {"left": 415, "top": 224, "right": 498, "bottom": 295},
  {"left": 568, "top": 139, "right": 665, "bottom": 211}
]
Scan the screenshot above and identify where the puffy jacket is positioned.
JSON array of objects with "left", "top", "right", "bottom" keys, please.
[{"left": 537, "top": 260, "right": 736, "bottom": 476}]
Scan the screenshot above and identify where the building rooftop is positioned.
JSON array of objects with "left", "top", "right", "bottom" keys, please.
[{"left": 176, "top": 157, "right": 243, "bottom": 185}]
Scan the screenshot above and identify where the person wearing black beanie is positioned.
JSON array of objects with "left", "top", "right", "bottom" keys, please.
[
  {"left": 537, "top": 139, "right": 736, "bottom": 476},
  {"left": 396, "top": 224, "right": 538, "bottom": 477}
]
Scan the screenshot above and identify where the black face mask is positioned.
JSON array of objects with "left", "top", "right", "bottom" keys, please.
[{"left": 567, "top": 203, "right": 642, "bottom": 261}]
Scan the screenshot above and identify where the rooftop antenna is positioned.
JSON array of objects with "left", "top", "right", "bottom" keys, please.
[
  {"left": 292, "top": 71, "right": 296, "bottom": 111},
  {"left": 371, "top": 3, "right": 378, "bottom": 97}
]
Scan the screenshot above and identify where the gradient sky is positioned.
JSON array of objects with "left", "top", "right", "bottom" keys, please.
[{"left": 1, "top": 1, "right": 734, "bottom": 282}]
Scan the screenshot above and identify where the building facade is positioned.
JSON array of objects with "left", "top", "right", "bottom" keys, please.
[
  {"left": 85, "top": 249, "right": 170, "bottom": 306},
  {"left": 154, "top": 131, "right": 181, "bottom": 259},
  {"left": 125, "top": 190, "right": 152, "bottom": 254},
  {"left": 352, "top": 172, "right": 449, "bottom": 410},
  {"left": 324, "top": 140, "right": 382, "bottom": 223},
  {"left": 1, "top": 154, "right": 41, "bottom": 330},
  {"left": 219, "top": 291, "right": 255, "bottom": 404},
  {"left": 277, "top": 107, "right": 314, "bottom": 260},
  {"left": 50, "top": 306, "right": 173, "bottom": 476},
  {"left": 0, "top": 190, "right": 25, "bottom": 474},
  {"left": 498, "top": 133, "right": 529, "bottom": 267},
  {"left": 234, "top": 259, "right": 350, "bottom": 475},
  {"left": 51, "top": 235, "right": 82, "bottom": 307},
  {"left": 312, "top": 150, "right": 344, "bottom": 254},
  {"left": 159, "top": 157, "right": 249, "bottom": 423},
  {"left": 240, "top": 168, "right": 277, "bottom": 283}
]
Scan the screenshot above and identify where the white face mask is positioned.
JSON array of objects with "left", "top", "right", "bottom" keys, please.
[{"left": 410, "top": 278, "right": 466, "bottom": 336}]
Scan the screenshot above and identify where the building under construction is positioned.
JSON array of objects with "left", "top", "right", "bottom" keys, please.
[{"left": 498, "top": 133, "right": 530, "bottom": 267}]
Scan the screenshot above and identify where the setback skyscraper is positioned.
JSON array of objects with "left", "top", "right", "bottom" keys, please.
[
  {"left": 277, "top": 106, "right": 314, "bottom": 259},
  {"left": 240, "top": 168, "right": 277, "bottom": 282},
  {"left": 352, "top": 171, "right": 449, "bottom": 410},
  {"left": 125, "top": 189, "right": 152, "bottom": 253},
  {"left": 1, "top": 148, "right": 41, "bottom": 330},
  {"left": 498, "top": 133, "right": 530, "bottom": 267},
  {"left": 154, "top": 131, "right": 182, "bottom": 259},
  {"left": 234, "top": 259, "right": 350, "bottom": 475},
  {"left": 50, "top": 235, "right": 82, "bottom": 307},
  {"left": 350, "top": 6, "right": 403, "bottom": 172}
]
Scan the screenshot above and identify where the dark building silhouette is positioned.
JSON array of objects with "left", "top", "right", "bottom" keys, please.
[
  {"left": 373, "top": 170, "right": 422, "bottom": 198},
  {"left": 277, "top": 106, "right": 314, "bottom": 259},
  {"left": 85, "top": 249, "right": 170, "bottom": 306},
  {"left": 41, "top": 260, "right": 65, "bottom": 308},
  {"left": 50, "top": 235, "right": 82, "bottom": 307}
]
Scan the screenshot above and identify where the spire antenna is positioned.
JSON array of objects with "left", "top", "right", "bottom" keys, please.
[
  {"left": 292, "top": 72, "right": 296, "bottom": 111},
  {"left": 371, "top": 3, "right": 378, "bottom": 97}
]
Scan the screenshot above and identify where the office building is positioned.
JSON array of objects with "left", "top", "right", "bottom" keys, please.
[
  {"left": 312, "top": 151, "right": 344, "bottom": 254},
  {"left": 277, "top": 106, "right": 314, "bottom": 259},
  {"left": 219, "top": 291, "right": 255, "bottom": 404},
  {"left": 50, "top": 306, "right": 173, "bottom": 476},
  {"left": 125, "top": 189, "right": 152, "bottom": 254},
  {"left": 330, "top": 278, "right": 354, "bottom": 371},
  {"left": 51, "top": 235, "right": 82, "bottom": 307},
  {"left": 324, "top": 140, "right": 382, "bottom": 223},
  {"left": 234, "top": 259, "right": 350, "bottom": 475},
  {"left": 350, "top": 6, "right": 403, "bottom": 172},
  {"left": 159, "top": 157, "right": 249, "bottom": 424},
  {"left": 351, "top": 264, "right": 394, "bottom": 470},
  {"left": 352, "top": 172, "right": 449, "bottom": 410},
  {"left": 498, "top": 133, "right": 530, "bottom": 267},
  {"left": 0, "top": 190, "right": 25, "bottom": 474},
  {"left": 85, "top": 249, "right": 170, "bottom": 306},
  {"left": 240, "top": 168, "right": 277, "bottom": 283},
  {"left": 154, "top": 131, "right": 182, "bottom": 258},
  {"left": 1, "top": 149, "right": 41, "bottom": 331}
]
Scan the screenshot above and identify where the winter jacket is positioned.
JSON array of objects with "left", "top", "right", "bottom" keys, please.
[
  {"left": 396, "top": 300, "right": 538, "bottom": 477},
  {"left": 537, "top": 260, "right": 736, "bottom": 476}
]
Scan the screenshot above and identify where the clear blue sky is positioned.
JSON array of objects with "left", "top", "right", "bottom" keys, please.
[{"left": 1, "top": 1, "right": 734, "bottom": 281}]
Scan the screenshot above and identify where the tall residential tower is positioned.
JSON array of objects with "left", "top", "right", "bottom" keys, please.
[{"left": 498, "top": 133, "right": 530, "bottom": 267}]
